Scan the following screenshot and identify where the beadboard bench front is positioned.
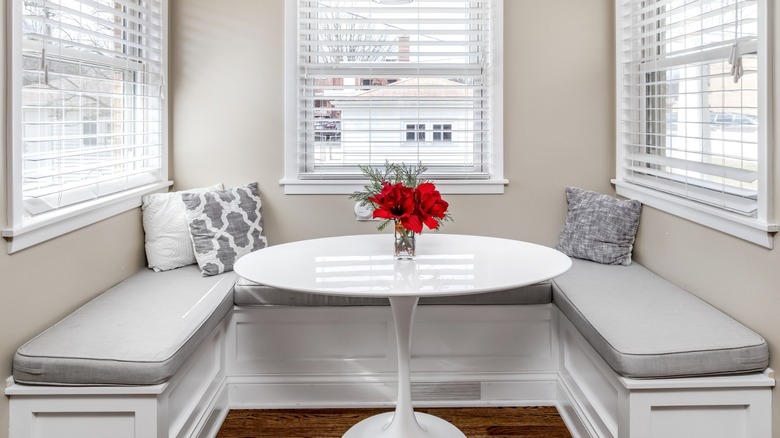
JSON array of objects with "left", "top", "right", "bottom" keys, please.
[{"left": 5, "top": 260, "right": 775, "bottom": 438}]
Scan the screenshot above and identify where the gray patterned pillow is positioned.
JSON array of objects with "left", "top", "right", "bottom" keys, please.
[
  {"left": 182, "top": 183, "right": 268, "bottom": 276},
  {"left": 555, "top": 187, "right": 641, "bottom": 266}
]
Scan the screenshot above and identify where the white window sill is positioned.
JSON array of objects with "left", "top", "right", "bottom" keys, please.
[
  {"left": 613, "top": 179, "right": 777, "bottom": 249},
  {"left": 2, "top": 181, "right": 173, "bottom": 253},
  {"left": 280, "top": 178, "right": 509, "bottom": 195}
]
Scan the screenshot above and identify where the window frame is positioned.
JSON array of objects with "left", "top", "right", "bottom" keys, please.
[
  {"left": 3, "top": 0, "right": 171, "bottom": 253},
  {"left": 281, "top": 0, "right": 506, "bottom": 195},
  {"left": 613, "top": 0, "right": 776, "bottom": 248}
]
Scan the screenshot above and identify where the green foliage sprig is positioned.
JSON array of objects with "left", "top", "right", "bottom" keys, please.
[
  {"left": 349, "top": 161, "right": 451, "bottom": 232},
  {"left": 349, "top": 161, "right": 429, "bottom": 207}
]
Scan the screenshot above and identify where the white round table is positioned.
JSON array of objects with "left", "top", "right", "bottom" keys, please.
[{"left": 234, "top": 234, "right": 571, "bottom": 438}]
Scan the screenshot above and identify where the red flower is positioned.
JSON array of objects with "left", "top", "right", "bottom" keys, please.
[
  {"left": 415, "top": 182, "right": 449, "bottom": 230},
  {"left": 367, "top": 179, "right": 449, "bottom": 234},
  {"left": 369, "top": 182, "right": 423, "bottom": 233}
]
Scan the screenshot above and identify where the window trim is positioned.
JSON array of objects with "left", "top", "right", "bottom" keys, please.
[
  {"left": 4, "top": 0, "right": 170, "bottom": 253},
  {"left": 613, "top": 0, "right": 776, "bottom": 248},
  {"left": 2, "top": 181, "right": 172, "bottom": 253},
  {"left": 282, "top": 0, "right": 506, "bottom": 195}
]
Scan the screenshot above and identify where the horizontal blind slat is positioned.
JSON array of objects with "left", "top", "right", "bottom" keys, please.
[
  {"left": 24, "top": 168, "right": 161, "bottom": 200},
  {"left": 625, "top": 165, "right": 757, "bottom": 198},
  {"left": 625, "top": 152, "right": 757, "bottom": 182},
  {"left": 23, "top": 152, "right": 162, "bottom": 179},
  {"left": 27, "top": 0, "right": 163, "bottom": 30},
  {"left": 22, "top": 17, "right": 163, "bottom": 59},
  {"left": 23, "top": 1, "right": 163, "bottom": 43},
  {"left": 22, "top": 37, "right": 163, "bottom": 73},
  {"left": 624, "top": 173, "right": 757, "bottom": 215}
]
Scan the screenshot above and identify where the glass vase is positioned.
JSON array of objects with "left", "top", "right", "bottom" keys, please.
[{"left": 394, "top": 222, "right": 416, "bottom": 260}]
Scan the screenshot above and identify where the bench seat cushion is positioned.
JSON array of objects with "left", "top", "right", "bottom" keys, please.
[
  {"left": 13, "top": 266, "right": 237, "bottom": 386},
  {"left": 234, "top": 277, "right": 552, "bottom": 306},
  {"left": 552, "top": 259, "right": 769, "bottom": 378}
]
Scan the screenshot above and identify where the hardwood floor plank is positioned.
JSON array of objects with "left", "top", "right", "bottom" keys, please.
[{"left": 217, "top": 407, "right": 572, "bottom": 438}]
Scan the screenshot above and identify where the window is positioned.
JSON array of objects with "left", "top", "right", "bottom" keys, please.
[
  {"left": 615, "top": 0, "right": 775, "bottom": 247},
  {"left": 4, "top": 0, "right": 169, "bottom": 252},
  {"left": 283, "top": 0, "right": 505, "bottom": 194},
  {"left": 406, "top": 124, "right": 426, "bottom": 142},
  {"left": 432, "top": 124, "right": 453, "bottom": 142}
]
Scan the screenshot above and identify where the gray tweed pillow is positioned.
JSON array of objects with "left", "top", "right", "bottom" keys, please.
[
  {"left": 182, "top": 182, "right": 268, "bottom": 276},
  {"left": 555, "top": 187, "right": 641, "bottom": 266}
]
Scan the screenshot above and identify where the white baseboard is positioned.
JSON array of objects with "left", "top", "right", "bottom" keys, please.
[{"left": 225, "top": 372, "right": 560, "bottom": 410}]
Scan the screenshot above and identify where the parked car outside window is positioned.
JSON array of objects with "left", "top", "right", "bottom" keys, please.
[{"left": 710, "top": 112, "right": 758, "bottom": 126}]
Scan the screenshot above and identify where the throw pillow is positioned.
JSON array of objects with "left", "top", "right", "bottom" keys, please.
[
  {"left": 182, "top": 182, "right": 268, "bottom": 276},
  {"left": 555, "top": 187, "right": 641, "bottom": 266},
  {"left": 142, "top": 184, "right": 224, "bottom": 272}
]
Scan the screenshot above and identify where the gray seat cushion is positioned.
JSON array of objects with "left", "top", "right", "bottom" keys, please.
[
  {"left": 552, "top": 258, "right": 769, "bottom": 378},
  {"left": 234, "top": 276, "right": 552, "bottom": 306},
  {"left": 14, "top": 266, "right": 236, "bottom": 386}
]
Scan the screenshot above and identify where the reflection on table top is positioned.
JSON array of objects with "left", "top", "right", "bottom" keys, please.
[{"left": 233, "top": 234, "right": 572, "bottom": 298}]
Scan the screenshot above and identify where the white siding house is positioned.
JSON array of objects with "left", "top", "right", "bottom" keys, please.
[{"left": 328, "top": 77, "right": 482, "bottom": 169}]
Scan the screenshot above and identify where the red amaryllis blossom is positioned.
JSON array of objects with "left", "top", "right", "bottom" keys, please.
[
  {"left": 369, "top": 182, "right": 423, "bottom": 233},
  {"left": 415, "top": 182, "right": 449, "bottom": 230}
]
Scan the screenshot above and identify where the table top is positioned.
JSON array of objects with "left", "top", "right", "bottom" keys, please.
[{"left": 233, "top": 234, "right": 572, "bottom": 298}]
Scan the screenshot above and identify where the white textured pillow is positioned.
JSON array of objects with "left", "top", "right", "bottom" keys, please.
[{"left": 142, "top": 184, "right": 223, "bottom": 272}]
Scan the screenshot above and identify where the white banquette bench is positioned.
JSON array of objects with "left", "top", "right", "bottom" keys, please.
[{"left": 5, "top": 255, "right": 773, "bottom": 438}]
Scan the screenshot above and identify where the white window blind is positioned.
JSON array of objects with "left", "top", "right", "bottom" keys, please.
[
  {"left": 294, "top": 0, "right": 494, "bottom": 180},
  {"left": 17, "top": 0, "right": 164, "bottom": 217},
  {"left": 616, "top": 0, "right": 768, "bottom": 221}
]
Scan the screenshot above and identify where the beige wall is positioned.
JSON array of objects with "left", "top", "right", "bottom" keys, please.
[
  {"left": 169, "top": 0, "right": 614, "bottom": 247},
  {"left": 1, "top": 1, "right": 776, "bottom": 438}
]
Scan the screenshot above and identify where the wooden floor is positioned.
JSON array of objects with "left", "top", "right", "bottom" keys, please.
[{"left": 217, "top": 407, "right": 572, "bottom": 438}]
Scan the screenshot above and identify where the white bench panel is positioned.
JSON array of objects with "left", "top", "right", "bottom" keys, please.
[
  {"left": 629, "top": 388, "right": 772, "bottom": 438},
  {"left": 559, "top": 310, "right": 622, "bottom": 438},
  {"left": 9, "top": 396, "right": 159, "bottom": 438},
  {"left": 226, "top": 305, "right": 557, "bottom": 378},
  {"left": 227, "top": 307, "right": 395, "bottom": 376},
  {"left": 167, "top": 320, "right": 227, "bottom": 438}
]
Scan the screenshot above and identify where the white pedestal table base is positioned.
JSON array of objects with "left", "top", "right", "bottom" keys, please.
[
  {"left": 342, "top": 412, "right": 466, "bottom": 438},
  {"left": 342, "top": 296, "right": 466, "bottom": 438}
]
